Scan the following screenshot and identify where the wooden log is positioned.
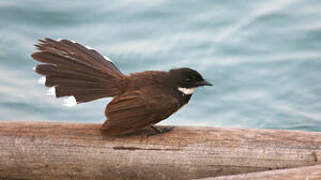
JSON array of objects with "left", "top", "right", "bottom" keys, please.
[
  {"left": 198, "top": 164, "right": 321, "bottom": 180},
  {"left": 0, "top": 121, "right": 320, "bottom": 180}
]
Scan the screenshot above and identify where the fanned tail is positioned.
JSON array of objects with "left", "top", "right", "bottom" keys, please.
[{"left": 31, "top": 38, "right": 125, "bottom": 104}]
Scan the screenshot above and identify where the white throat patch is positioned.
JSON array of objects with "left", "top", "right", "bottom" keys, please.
[{"left": 178, "top": 87, "right": 195, "bottom": 95}]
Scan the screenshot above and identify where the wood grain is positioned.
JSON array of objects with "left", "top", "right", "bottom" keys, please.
[
  {"left": 0, "top": 121, "right": 320, "bottom": 180},
  {"left": 199, "top": 165, "right": 321, "bottom": 180}
]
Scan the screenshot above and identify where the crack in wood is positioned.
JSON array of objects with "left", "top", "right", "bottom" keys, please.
[{"left": 113, "top": 146, "right": 181, "bottom": 151}]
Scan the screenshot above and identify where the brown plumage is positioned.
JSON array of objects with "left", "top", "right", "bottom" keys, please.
[{"left": 31, "top": 38, "right": 212, "bottom": 136}]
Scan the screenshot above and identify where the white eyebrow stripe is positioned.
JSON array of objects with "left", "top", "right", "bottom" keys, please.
[{"left": 178, "top": 87, "right": 195, "bottom": 95}]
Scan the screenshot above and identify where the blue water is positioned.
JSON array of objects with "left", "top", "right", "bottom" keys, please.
[{"left": 1, "top": 0, "right": 321, "bottom": 131}]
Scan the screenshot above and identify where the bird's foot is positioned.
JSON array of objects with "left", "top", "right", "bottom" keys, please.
[{"left": 148, "top": 126, "right": 173, "bottom": 136}]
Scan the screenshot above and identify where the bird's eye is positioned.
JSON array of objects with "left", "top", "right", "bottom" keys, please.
[{"left": 185, "top": 76, "right": 194, "bottom": 83}]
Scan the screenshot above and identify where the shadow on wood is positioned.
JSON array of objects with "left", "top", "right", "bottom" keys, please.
[{"left": 0, "top": 121, "right": 320, "bottom": 180}]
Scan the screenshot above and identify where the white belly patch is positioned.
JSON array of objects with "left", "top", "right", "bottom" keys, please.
[{"left": 178, "top": 87, "right": 195, "bottom": 95}]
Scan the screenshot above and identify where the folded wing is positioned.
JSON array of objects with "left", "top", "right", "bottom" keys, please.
[{"left": 101, "top": 87, "right": 179, "bottom": 136}]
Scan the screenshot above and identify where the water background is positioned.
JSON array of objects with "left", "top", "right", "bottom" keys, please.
[{"left": 1, "top": 0, "right": 321, "bottom": 131}]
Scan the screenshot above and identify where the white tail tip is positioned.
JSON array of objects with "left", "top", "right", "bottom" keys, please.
[
  {"left": 46, "top": 87, "right": 56, "bottom": 96},
  {"left": 64, "top": 96, "right": 77, "bottom": 107},
  {"left": 32, "top": 66, "right": 36, "bottom": 71},
  {"left": 57, "top": 38, "right": 76, "bottom": 43},
  {"left": 37, "top": 77, "right": 46, "bottom": 85},
  {"left": 85, "top": 45, "right": 94, "bottom": 50},
  {"left": 103, "top": 55, "right": 113, "bottom": 62}
]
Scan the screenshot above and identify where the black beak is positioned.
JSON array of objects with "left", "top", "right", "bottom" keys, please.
[{"left": 197, "top": 80, "right": 213, "bottom": 86}]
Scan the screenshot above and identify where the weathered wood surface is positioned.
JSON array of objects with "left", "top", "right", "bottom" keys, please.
[
  {"left": 198, "top": 164, "right": 321, "bottom": 180},
  {"left": 0, "top": 121, "right": 320, "bottom": 180}
]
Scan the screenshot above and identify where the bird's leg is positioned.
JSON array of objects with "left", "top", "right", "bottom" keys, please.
[
  {"left": 148, "top": 126, "right": 173, "bottom": 136},
  {"left": 151, "top": 126, "right": 162, "bottom": 133}
]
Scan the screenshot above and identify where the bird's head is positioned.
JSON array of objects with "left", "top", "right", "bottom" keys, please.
[{"left": 169, "top": 68, "right": 212, "bottom": 95}]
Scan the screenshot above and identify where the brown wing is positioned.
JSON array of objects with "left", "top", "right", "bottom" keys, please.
[{"left": 101, "top": 87, "right": 179, "bottom": 136}]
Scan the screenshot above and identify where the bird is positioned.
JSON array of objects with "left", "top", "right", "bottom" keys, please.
[{"left": 31, "top": 38, "right": 212, "bottom": 136}]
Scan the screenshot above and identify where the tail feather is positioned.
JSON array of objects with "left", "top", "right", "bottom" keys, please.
[
  {"left": 32, "top": 52, "right": 108, "bottom": 78},
  {"left": 35, "top": 64, "right": 109, "bottom": 83},
  {"left": 45, "top": 77, "right": 107, "bottom": 89},
  {"left": 55, "top": 86, "right": 117, "bottom": 100},
  {"left": 35, "top": 38, "right": 122, "bottom": 77},
  {"left": 31, "top": 38, "right": 125, "bottom": 104}
]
